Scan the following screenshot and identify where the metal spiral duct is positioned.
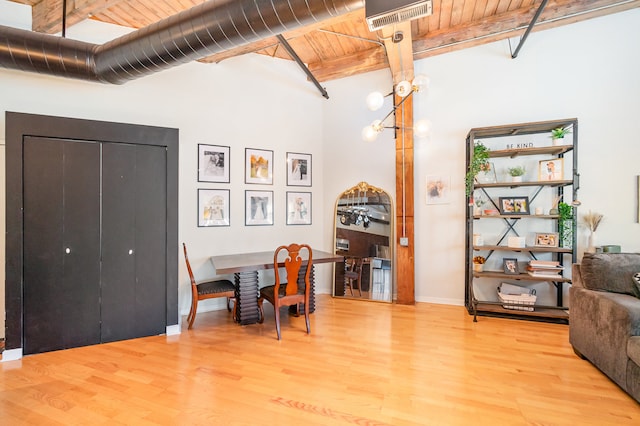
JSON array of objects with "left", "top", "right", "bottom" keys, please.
[{"left": 0, "top": 0, "right": 364, "bottom": 84}]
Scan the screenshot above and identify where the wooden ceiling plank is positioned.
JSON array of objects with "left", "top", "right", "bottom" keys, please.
[
  {"left": 472, "top": 0, "right": 490, "bottom": 20},
  {"left": 198, "top": 9, "right": 364, "bottom": 64},
  {"left": 450, "top": 0, "right": 466, "bottom": 26},
  {"left": 32, "top": 0, "right": 126, "bottom": 34},
  {"left": 309, "top": 47, "right": 388, "bottom": 81}
]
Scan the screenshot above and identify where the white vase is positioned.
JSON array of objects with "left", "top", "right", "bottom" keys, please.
[
  {"left": 552, "top": 137, "right": 564, "bottom": 146},
  {"left": 511, "top": 176, "right": 523, "bottom": 182},
  {"left": 587, "top": 231, "right": 598, "bottom": 253}
]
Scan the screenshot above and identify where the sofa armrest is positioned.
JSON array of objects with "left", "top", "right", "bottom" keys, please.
[
  {"left": 571, "top": 263, "right": 585, "bottom": 288},
  {"left": 570, "top": 285, "right": 640, "bottom": 386}
]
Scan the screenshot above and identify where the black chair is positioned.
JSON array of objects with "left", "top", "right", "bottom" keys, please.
[
  {"left": 183, "top": 243, "right": 236, "bottom": 329},
  {"left": 258, "top": 243, "right": 313, "bottom": 340}
]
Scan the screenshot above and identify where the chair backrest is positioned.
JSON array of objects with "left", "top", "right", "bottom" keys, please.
[
  {"left": 273, "top": 243, "right": 313, "bottom": 298},
  {"left": 182, "top": 243, "right": 197, "bottom": 287}
]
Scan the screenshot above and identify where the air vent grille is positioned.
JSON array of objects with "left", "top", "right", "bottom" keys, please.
[{"left": 366, "top": 1, "right": 433, "bottom": 32}]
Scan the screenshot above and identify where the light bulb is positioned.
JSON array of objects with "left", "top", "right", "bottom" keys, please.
[
  {"left": 414, "top": 119, "right": 431, "bottom": 138},
  {"left": 395, "top": 80, "right": 412, "bottom": 97},
  {"left": 366, "top": 91, "right": 384, "bottom": 111},
  {"left": 362, "top": 125, "right": 379, "bottom": 142},
  {"left": 412, "top": 74, "right": 430, "bottom": 93},
  {"left": 371, "top": 119, "right": 383, "bottom": 132}
]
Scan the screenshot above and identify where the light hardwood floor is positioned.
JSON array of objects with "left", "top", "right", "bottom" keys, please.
[{"left": 1, "top": 295, "right": 639, "bottom": 425}]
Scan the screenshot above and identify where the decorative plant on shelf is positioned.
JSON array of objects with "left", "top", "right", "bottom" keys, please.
[
  {"left": 557, "top": 201, "right": 574, "bottom": 248},
  {"left": 465, "top": 141, "right": 490, "bottom": 197},
  {"left": 507, "top": 166, "right": 525, "bottom": 177},
  {"left": 472, "top": 256, "right": 486, "bottom": 272},
  {"left": 551, "top": 127, "right": 571, "bottom": 144}
]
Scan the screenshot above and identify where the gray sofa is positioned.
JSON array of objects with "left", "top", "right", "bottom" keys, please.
[{"left": 570, "top": 253, "right": 640, "bottom": 403}]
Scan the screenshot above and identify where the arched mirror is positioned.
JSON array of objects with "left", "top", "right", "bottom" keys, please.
[{"left": 333, "top": 182, "right": 394, "bottom": 302}]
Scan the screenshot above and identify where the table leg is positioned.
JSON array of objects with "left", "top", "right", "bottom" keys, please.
[
  {"left": 234, "top": 270, "right": 260, "bottom": 325},
  {"left": 289, "top": 264, "right": 316, "bottom": 315}
]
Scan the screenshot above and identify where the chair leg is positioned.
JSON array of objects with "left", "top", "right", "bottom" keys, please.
[
  {"left": 274, "top": 305, "right": 282, "bottom": 340},
  {"left": 187, "top": 298, "right": 198, "bottom": 329},
  {"left": 231, "top": 298, "right": 237, "bottom": 322},
  {"left": 304, "top": 303, "right": 310, "bottom": 335},
  {"left": 357, "top": 280, "right": 362, "bottom": 297},
  {"left": 226, "top": 297, "right": 232, "bottom": 312},
  {"left": 257, "top": 297, "right": 265, "bottom": 324}
]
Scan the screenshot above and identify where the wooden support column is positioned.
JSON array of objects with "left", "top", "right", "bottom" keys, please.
[
  {"left": 381, "top": 22, "right": 415, "bottom": 305},
  {"left": 394, "top": 95, "right": 415, "bottom": 305}
]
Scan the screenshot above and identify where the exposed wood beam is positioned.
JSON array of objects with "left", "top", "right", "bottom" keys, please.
[
  {"left": 412, "top": 0, "right": 640, "bottom": 60},
  {"left": 32, "top": 0, "right": 126, "bottom": 34},
  {"left": 308, "top": 46, "right": 388, "bottom": 82}
]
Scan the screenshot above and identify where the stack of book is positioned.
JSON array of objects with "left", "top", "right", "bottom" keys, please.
[{"left": 527, "top": 260, "right": 564, "bottom": 278}]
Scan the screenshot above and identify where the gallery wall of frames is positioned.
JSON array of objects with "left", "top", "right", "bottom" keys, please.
[{"left": 197, "top": 144, "right": 312, "bottom": 228}]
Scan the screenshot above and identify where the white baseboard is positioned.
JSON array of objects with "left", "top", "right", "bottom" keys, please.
[
  {"left": 1, "top": 348, "right": 23, "bottom": 362},
  {"left": 416, "top": 297, "right": 465, "bottom": 306},
  {"left": 165, "top": 324, "right": 181, "bottom": 336}
]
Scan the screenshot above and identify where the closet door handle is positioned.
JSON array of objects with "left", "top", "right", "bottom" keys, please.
[
  {"left": 65, "top": 247, "right": 71, "bottom": 254},
  {"left": 128, "top": 249, "right": 134, "bottom": 255}
]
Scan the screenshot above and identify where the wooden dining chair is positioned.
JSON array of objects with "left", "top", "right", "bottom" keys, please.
[
  {"left": 183, "top": 243, "right": 236, "bottom": 329},
  {"left": 258, "top": 243, "right": 313, "bottom": 340},
  {"left": 344, "top": 257, "right": 363, "bottom": 297}
]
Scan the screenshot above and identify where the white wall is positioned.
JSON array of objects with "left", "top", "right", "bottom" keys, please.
[
  {"left": 0, "top": 2, "right": 330, "bottom": 331},
  {"left": 323, "top": 9, "right": 640, "bottom": 306}
]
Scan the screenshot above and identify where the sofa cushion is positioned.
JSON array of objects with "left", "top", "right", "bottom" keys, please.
[
  {"left": 629, "top": 337, "right": 640, "bottom": 368},
  {"left": 580, "top": 253, "right": 640, "bottom": 298}
]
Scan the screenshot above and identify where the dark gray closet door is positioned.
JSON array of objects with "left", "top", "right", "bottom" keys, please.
[
  {"left": 23, "top": 137, "right": 101, "bottom": 354},
  {"left": 101, "top": 143, "right": 166, "bottom": 342}
]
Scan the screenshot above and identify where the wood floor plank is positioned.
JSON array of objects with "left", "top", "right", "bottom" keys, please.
[{"left": 1, "top": 295, "right": 639, "bottom": 424}]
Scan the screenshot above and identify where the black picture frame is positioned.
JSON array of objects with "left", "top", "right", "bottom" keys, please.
[
  {"left": 286, "top": 191, "right": 312, "bottom": 225},
  {"left": 286, "top": 152, "right": 312, "bottom": 187},
  {"left": 198, "top": 189, "right": 230, "bottom": 227},
  {"left": 498, "top": 196, "right": 530, "bottom": 215},
  {"left": 245, "top": 148, "right": 273, "bottom": 185},
  {"left": 245, "top": 190, "right": 274, "bottom": 226},
  {"left": 198, "top": 144, "right": 230, "bottom": 183},
  {"left": 503, "top": 258, "right": 519, "bottom": 275}
]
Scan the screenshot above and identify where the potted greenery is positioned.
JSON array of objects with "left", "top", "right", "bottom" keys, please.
[
  {"left": 557, "top": 201, "right": 574, "bottom": 248},
  {"left": 473, "top": 256, "right": 486, "bottom": 272},
  {"left": 551, "top": 127, "right": 571, "bottom": 145},
  {"left": 465, "top": 141, "right": 490, "bottom": 197},
  {"left": 507, "top": 166, "right": 525, "bottom": 182}
]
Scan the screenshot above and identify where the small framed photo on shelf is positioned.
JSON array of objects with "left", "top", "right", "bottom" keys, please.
[
  {"left": 533, "top": 232, "right": 559, "bottom": 248},
  {"left": 286, "top": 152, "right": 312, "bottom": 186},
  {"left": 245, "top": 148, "right": 273, "bottom": 185},
  {"left": 503, "top": 258, "right": 519, "bottom": 275},
  {"left": 286, "top": 191, "right": 312, "bottom": 225},
  {"left": 198, "top": 189, "right": 230, "bottom": 227},
  {"left": 245, "top": 190, "right": 273, "bottom": 226},
  {"left": 498, "top": 196, "right": 530, "bottom": 215},
  {"left": 538, "top": 158, "right": 564, "bottom": 181},
  {"left": 198, "top": 144, "right": 230, "bottom": 183},
  {"left": 475, "top": 162, "right": 497, "bottom": 184}
]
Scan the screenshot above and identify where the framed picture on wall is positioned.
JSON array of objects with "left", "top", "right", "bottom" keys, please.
[
  {"left": 198, "top": 189, "right": 230, "bottom": 227},
  {"left": 245, "top": 148, "right": 273, "bottom": 185},
  {"left": 245, "top": 190, "right": 273, "bottom": 226},
  {"left": 198, "top": 144, "right": 230, "bottom": 183},
  {"left": 286, "top": 191, "right": 312, "bottom": 225},
  {"left": 286, "top": 152, "right": 312, "bottom": 186}
]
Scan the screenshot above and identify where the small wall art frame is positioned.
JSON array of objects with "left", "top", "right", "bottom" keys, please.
[
  {"left": 498, "top": 196, "right": 530, "bottom": 215},
  {"left": 245, "top": 190, "right": 274, "bottom": 226},
  {"left": 503, "top": 258, "right": 519, "bottom": 275},
  {"left": 286, "top": 152, "right": 312, "bottom": 186},
  {"left": 426, "top": 175, "right": 450, "bottom": 204},
  {"left": 538, "top": 158, "right": 564, "bottom": 181},
  {"left": 198, "top": 189, "right": 230, "bottom": 227},
  {"left": 286, "top": 191, "right": 312, "bottom": 225},
  {"left": 533, "top": 232, "right": 559, "bottom": 248},
  {"left": 198, "top": 144, "right": 230, "bottom": 183},
  {"left": 245, "top": 148, "right": 273, "bottom": 185}
]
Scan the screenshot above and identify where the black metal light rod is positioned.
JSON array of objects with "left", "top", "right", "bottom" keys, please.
[
  {"left": 62, "top": 0, "right": 67, "bottom": 38},
  {"left": 276, "top": 34, "right": 329, "bottom": 99},
  {"left": 511, "top": 0, "right": 549, "bottom": 59}
]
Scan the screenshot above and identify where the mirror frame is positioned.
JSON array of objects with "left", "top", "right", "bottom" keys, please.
[{"left": 332, "top": 181, "right": 395, "bottom": 302}]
